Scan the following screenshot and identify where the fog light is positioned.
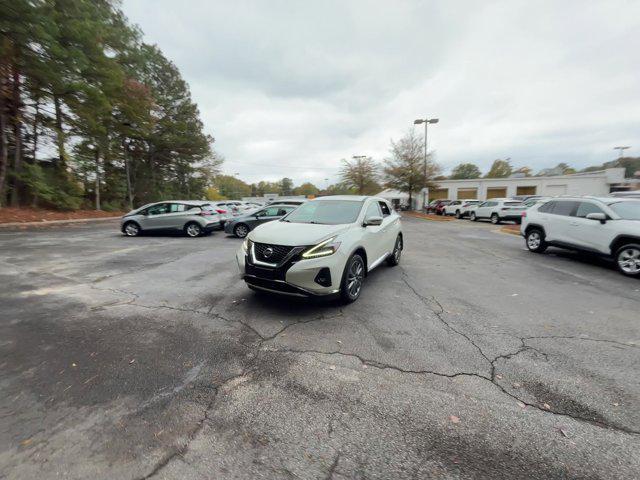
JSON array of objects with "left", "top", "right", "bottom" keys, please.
[{"left": 314, "top": 268, "right": 332, "bottom": 287}]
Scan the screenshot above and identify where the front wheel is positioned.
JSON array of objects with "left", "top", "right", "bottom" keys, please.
[
  {"left": 185, "top": 222, "right": 203, "bottom": 237},
  {"left": 234, "top": 223, "right": 249, "bottom": 238},
  {"left": 526, "top": 228, "right": 547, "bottom": 253},
  {"left": 123, "top": 221, "right": 141, "bottom": 237},
  {"left": 615, "top": 244, "right": 640, "bottom": 277},
  {"left": 341, "top": 254, "right": 365, "bottom": 303},
  {"left": 455, "top": 210, "right": 461, "bottom": 219},
  {"left": 470, "top": 212, "right": 477, "bottom": 221},
  {"left": 387, "top": 235, "right": 402, "bottom": 266}
]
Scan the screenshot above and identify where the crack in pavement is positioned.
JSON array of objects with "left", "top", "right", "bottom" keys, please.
[{"left": 137, "top": 370, "right": 252, "bottom": 480}]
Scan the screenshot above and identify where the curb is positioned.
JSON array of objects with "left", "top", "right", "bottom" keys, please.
[
  {"left": 403, "top": 212, "right": 456, "bottom": 222},
  {"left": 499, "top": 227, "right": 521, "bottom": 236},
  {"left": 0, "top": 216, "right": 120, "bottom": 228}
]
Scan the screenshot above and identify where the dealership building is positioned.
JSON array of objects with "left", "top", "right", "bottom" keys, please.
[{"left": 410, "top": 168, "right": 628, "bottom": 210}]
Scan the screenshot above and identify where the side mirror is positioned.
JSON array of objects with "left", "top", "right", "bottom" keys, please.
[
  {"left": 586, "top": 212, "right": 607, "bottom": 223},
  {"left": 363, "top": 216, "right": 383, "bottom": 227}
]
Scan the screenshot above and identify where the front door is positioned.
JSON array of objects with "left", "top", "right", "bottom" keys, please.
[
  {"left": 361, "top": 200, "right": 386, "bottom": 267},
  {"left": 566, "top": 201, "right": 614, "bottom": 254},
  {"left": 140, "top": 203, "right": 170, "bottom": 230}
]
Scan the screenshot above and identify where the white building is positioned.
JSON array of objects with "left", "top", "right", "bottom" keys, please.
[
  {"left": 241, "top": 194, "right": 307, "bottom": 204},
  {"left": 415, "top": 168, "right": 626, "bottom": 210},
  {"left": 376, "top": 189, "right": 411, "bottom": 209}
]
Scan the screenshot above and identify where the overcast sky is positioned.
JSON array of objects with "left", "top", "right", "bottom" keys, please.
[{"left": 122, "top": 0, "right": 640, "bottom": 186}]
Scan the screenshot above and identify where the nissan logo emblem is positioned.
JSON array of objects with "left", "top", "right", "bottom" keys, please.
[{"left": 263, "top": 247, "right": 274, "bottom": 258}]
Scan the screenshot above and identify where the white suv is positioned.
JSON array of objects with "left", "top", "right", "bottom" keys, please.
[
  {"left": 443, "top": 199, "right": 481, "bottom": 219},
  {"left": 469, "top": 198, "right": 524, "bottom": 224},
  {"left": 236, "top": 196, "right": 403, "bottom": 303},
  {"left": 521, "top": 197, "right": 640, "bottom": 277}
]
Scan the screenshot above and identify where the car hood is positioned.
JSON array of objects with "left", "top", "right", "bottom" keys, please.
[{"left": 249, "top": 220, "right": 352, "bottom": 246}]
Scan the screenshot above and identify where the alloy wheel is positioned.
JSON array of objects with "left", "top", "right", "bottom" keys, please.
[
  {"left": 394, "top": 237, "right": 402, "bottom": 262},
  {"left": 491, "top": 214, "right": 499, "bottom": 224},
  {"left": 527, "top": 231, "right": 541, "bottom": 250},
  {"left": 618, "top": 248, "right": 640, "bottom": 274},
  {"left": 235, "top": 225, "right": 249, "bottom": 238},
  {"left": 347, "top": 258, "right": 364, "bottom": 298},
  {"left": 124, "top": 223, "right": 139, "bottom": 236},
  {"left": 187, "top": 224, "right": 201, "bottom": 237}
]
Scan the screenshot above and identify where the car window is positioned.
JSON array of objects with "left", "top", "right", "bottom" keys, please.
[
  {"left": 147, "top": 203, "right": 169, "bottom": 215},
  {"left": 608, "top": 201, "right": 640, "bottom": 220},
  {"left": 551, "top": 201, "right": 578, "bottom": 216},
  {"left": 378, "top": 201, "right": 391, "bottom": 216},
  {"left": 284, "top": 200, "right": 364, "bottom": 225},
  {"left": 538, "top": 201, "right": 555, "bottom": 213},
  {"left": 276, "top": 207, "right": 293, "bottom": 216},
  {"left": 365, "top": 201, "right": 382, "bottom": 218},
  {"left": 504, "top": 202, "right": 522, "bottom": 206},
  {"left": 574, "top": 202, "right": 605, "bottom": 218},
  {"left": 260, "top": 207, "right": 280, "bottom": 216}
]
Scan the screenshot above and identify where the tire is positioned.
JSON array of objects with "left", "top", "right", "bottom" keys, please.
[
  {"left": 525, "top": 228, "right": 547, "bottom": 253},
  {"left": 340, "top": 253, "right": 365, "bottom": 303},
  {"left": 184, "top": 222, "right": 203, "bottom": 237},
  {"left": 387, "top": 235, "right": 402, "bottom": 266},
  {"left": 234, "top": 223, "right": 250, "bottom": 238},
  {"left": 490, "top": 213, "right": 500, "bottom": 225},
  {"left": 615, "top": 243, "right": 640, "bottom": 277},
  {"left": 455, "top": 210, "right": 461, "bottom": 219},
  {"left": 123, "top": 221, "right": 141, "bottom": 237},
  {"left": 470, "top": 212, "right": 477, "bottom": 222}
]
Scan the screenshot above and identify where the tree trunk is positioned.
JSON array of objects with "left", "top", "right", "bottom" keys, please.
[
  {"left": 53, "top": 94, "right": 67, "bottom": 173},
  {"left": 94, "top": 147, "right": 101, "bottom": 210},
  {"left": 31, "top": 100, "right": 39, "bottom": 161},
  {"left": 10, "top": 62, "right": 22, "bottom": 207},
  {"left": 0, "top": 90, "right": 7, "bottom": 208}
]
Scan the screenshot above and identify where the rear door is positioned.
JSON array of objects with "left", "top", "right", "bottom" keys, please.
[
  {"left": 159, "top": 203, "right": 196, "bottom": 229},
  {"left": 544, "top": 200, "right": 578, "bottom": 243}
]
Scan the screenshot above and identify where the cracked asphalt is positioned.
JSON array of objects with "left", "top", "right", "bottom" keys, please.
[{"left": 1, "top": 216, "right": 639, "bottom": 479}]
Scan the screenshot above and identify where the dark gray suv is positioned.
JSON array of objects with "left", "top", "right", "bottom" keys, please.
[{"left": 224, "top": 204, "right": 297, "bottom": 238}]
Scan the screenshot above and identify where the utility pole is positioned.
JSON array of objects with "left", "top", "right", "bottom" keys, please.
[
  {"left": 123, "top": 138, "right": 133, "bottom": 210},
  {"left": 413, "top": 117, "right": 439, "bottom": 210}
]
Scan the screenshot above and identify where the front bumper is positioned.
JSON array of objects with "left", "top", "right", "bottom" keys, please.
[
  {"left": 203, "top": 221, "right": 221, "bottom": 232},
  {"left": 236, "top": 245, "right": 345, "bottom": 297}
]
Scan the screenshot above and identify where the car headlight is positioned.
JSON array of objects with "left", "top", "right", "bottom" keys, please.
[
  {"left": 242, "top": 238, "right": 251, "bottom": 254},
  {"left": 301, "top": 236, "right": 341, "bottom": 259}
]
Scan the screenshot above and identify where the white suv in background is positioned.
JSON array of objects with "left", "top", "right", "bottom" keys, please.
[
  {"left": 469, "top": 199, "right": 523, "bottom": 224},
  {"left": 443, "top": 199, "right": 482, "bottom": 219},
  {"left": 236, "top": 196, "right": 403, "bottom": 303},
  {"left": 521, "top": 197, "right": 640, "bottom": 277}
]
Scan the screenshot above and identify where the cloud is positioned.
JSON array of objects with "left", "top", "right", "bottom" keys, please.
[{"left": 123, "top": 0, "right": 640, "bottom": 184}]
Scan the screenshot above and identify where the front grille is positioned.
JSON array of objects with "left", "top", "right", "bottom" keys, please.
[
  {"left": 253, "top": 242, "right": 295, "bottom": 264},
  {"left": 244, "top": 276, "right": 308, "bottom": 296}
]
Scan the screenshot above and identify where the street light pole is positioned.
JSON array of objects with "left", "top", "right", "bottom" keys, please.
[
  {"left": 614, "top": 146, "right": 630, "bottom": 158},
  {"left": 413, "top": 117, "right": 439, "bottom": 210}
]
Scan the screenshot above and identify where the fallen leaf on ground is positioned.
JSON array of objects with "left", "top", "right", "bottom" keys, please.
[
  {"left": 495, "top": 374, "right": 503, "bottom": 380},
  {"left": 449, "top": 415, "right": 460, "bottom": 424},
  {"left": 329, "top": 365, "right": 336, "bottom": 370},
  {"left": 542, "top": 403, "right": 551, "bottom": 410},
  {"left": 613, "top": 402, "right": 620, "bottom": 406},
  {"left": 556, "top": 427, "right": 569, "bottom": 438},
  {"left": 517, "top": 401, "right": 526, "bottom": 409},
  {"left": 129, "top": 359, "right": 135, "bottom": 364},
  {"left": 20, "top": 439, "right": 32, "bottom": 447},
  {"left": 71, "top": 363, "right": 77, "bottom": 367},
  {"left": 512, "top": 382, "right": 521, "bottom": 388}
]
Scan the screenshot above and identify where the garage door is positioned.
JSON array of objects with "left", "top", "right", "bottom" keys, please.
[
  {"left": 516, "top": 186, "right": 537, "bottom": 196},
  {"left": 430, "top": 188, "right": 448, "bottom": 201},
  {"left": 545, "top": 184, "right": 567, "bottom": 196},
  {"left": 486, "top": 187, "right": 507, "bottom": 199},
  {"left": 457, "top": 188, "right": 478, "bottom": 200}
]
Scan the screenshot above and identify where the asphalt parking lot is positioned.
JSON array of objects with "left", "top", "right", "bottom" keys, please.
[{"left": 1, "top": 216, "right": 639, "bottom": 479}]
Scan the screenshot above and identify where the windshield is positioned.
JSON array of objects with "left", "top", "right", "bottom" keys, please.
[
  {"left": 609, "top": 201, "right": 640, "bottom": 220},
  {"left": 283, "top": 200, "right": 363, "bottom": 225}
]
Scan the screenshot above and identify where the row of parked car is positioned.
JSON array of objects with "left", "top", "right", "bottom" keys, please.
[
  {"left": 425, "top": 196, "right": 546, "bottom": 224},
  {"left": 426, "top": 194, "right": 640, "bottom": 278},
  {"left": 119, "top": 199, "right": 306, "bottom": 238}
]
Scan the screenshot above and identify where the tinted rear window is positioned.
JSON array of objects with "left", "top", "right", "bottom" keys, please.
[{"left": 552, "top": 201, "right": 578, "bottom": 216}]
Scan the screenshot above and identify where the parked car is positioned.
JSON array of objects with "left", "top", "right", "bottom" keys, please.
[
  {"left": 443, "top": 199, "right": 481, "bottom": 218},
  {"left": 224, "top": 204, "right": 298, "bottom": 238},
  {"left": 424, "top": 199, "right": 446, "bottom": 214},
  {"left": 236, "top": 195, "right": 403, "bottom": 303},
  {"left": 201, "top": 202, "right": 233, "bottom": 225},
  {"left": 506, "top": 197, "right": 550, "bottom": 217},
  {"left": 511, "top": 195, "right": 544, "bottom": 202},
  {"left": 521, "top": 197, "right": 640, "bottom": 277},
  {"left": 121, "top": 201, "right": 222, "bottom": 237},
  {"left": 469, "top": 199, "right": 524, "bottom": 224},
  {"left": 265, "top": 199, "right": 307, "bottom": 206}
]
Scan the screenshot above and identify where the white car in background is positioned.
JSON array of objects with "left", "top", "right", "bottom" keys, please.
[
  {"left": 443, "top": 199, "right": 482, "bottom": 219},
  {"left": 236, "top": 195, "right": 403, "bottom": 303},
  {"left": 521, "top": 197, "right": 640, "bottom": 277},
  {"left": 469, "top": 199, "right": 524, "bottom": 224}
]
